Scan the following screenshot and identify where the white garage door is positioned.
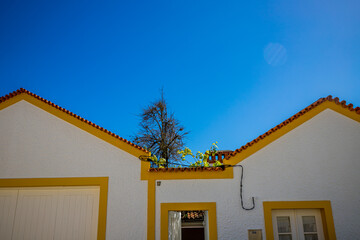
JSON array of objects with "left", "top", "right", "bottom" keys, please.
[{"left": 0, "top": 187, "right": 100, "bottom": 240}]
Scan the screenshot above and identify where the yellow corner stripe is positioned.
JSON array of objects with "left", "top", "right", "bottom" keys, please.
[{"left": 147, "top": 180, "right": 156, "bottom": 240}]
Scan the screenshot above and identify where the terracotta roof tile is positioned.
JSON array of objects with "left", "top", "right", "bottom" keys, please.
[
  {"left": 226, "top": 95, "right": 360, "bottom": 160},
  {"left": 181, "top": 211, "right": 205, "bottom": 221},
  {"left": 207, "top": 150, "right": 232, "bottom": 163},
  {"left": 0, "top": 88, "right": 148, "bottom": 153}
]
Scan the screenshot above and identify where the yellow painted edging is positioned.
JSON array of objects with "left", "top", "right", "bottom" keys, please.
[
  {"left": 227, "top": 101, "right": 360, "bottom": 166},
  {"left": 147, "top": 180, "right": 156, "bottom": 240},
  {"left": 0, "top": 94, "right": 146, "bottom": 158},
  {"left": 161, "top": 202, "right": 217, "bottom": 240},
  {"left": 143, "top": 163, "right": 231, "bottom": 240},
  {"left": 141, "top": 161, "right": 233, "bottom": 180},
  {"left": 0, "top": 177, "right": 109, "bottom": 240},
  {"left": 263, "top": 201, "right": 336, "bottom": 240}
]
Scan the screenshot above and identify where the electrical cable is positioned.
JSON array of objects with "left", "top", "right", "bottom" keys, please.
[{"left": 225, "top": 165, "right": 255, "bottom": 210}]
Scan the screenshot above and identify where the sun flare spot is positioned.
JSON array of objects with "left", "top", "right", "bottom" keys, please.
[{"left": 264, "top": 43, "right": 287, "bottom": 66}]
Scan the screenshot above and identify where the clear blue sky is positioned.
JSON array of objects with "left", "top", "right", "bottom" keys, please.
[{"left": 1, "top": 0, "right": 359, "bottom": 152}]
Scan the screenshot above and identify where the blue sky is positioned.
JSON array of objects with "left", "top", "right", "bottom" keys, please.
[{"left": 1, "top": 0, "right": 359, "bottom": 152}]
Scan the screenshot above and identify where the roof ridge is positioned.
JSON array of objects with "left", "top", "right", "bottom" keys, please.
[
  {"left": 226, "top": 95, "right": 360, "bottom": 159},
  {"left": 0, "top": 88, "right": 148, "bottom": 153}
]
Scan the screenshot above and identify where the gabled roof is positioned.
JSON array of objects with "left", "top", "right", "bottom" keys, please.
[
  {"left": 0, "top": 88, "right": 148, "bottom": 157},
  {"left": 225, "top": 95, "right": 360, "bottom": 164}
]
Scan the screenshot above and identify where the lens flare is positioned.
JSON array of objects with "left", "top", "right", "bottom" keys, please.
[{"left": 264, "top": 43, "right": 287, "bottom": 66}]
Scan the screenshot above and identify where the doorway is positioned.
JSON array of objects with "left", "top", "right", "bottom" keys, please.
[{"left": 168, "top": 210, "right": 208, "bottom": 240}]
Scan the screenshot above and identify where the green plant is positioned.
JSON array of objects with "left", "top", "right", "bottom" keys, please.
[{"left": 150, "top": 142, "right": 223, "bottom": 168}]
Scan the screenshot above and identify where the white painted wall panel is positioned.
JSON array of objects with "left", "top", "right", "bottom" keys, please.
[
  {"left": 12, "top": 189, "right": 58, "bottom": 240},
  {"left": 0, "top": 190, "right": 18, "bottom": 240},
  {"left": 54, "top": 188, "right": 99, "bottom": 240},
  {"left": 0, "top": 100, "right": 147, "bottom": 240}
]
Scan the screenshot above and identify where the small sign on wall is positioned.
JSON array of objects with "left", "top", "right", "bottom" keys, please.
[{"left": 248, "top": 229, "right": 262, "bottom": 240}]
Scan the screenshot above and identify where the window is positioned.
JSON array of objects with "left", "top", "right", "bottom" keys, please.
[
  {"left": 161, "top": 202, "right": 217, "bottom": 240},
  {"left": 272, "top": 209, "right": 324, "bottom": 240},
  {"left": 263, "top": 201, "right": 336, "bottom": 240}
]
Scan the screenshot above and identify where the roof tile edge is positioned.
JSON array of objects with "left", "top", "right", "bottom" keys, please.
[
  {"left": 0, "top": 88, "right": 148, "bottom": 153},
  {"left": 226, "top": 95, "right": 360, "bottom": 160}
]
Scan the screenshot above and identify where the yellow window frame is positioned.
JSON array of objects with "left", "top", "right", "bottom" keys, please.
[{"left": 263, "top": 201, "right": 336, "bottom": 240}]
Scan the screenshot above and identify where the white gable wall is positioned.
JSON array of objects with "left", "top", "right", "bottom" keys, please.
[
  {"left": 156, "top": 109, "right": 360, "bottom": 239},
  {"left": 2, "top": 100, "right": 359, "bottom": 240},
  {"left": 0, "top": 100, "right": 147, "bottom": 240}
]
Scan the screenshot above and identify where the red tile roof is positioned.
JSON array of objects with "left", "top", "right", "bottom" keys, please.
[
  {"left": 226, "top": 95, "right": 360, "bottom": 160},
  {"left": 0, "top": 88, "right": 148, "bottom": 153},
  {"left": 145, "top": 151, "right": 231, "bottom": 172}
]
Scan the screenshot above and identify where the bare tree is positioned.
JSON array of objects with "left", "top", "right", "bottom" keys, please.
[{"left": 132, "top": 91, "right": 188, "bottom": 167}]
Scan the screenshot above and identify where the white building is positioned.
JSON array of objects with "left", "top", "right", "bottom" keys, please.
[{"left": 1, "top": 88, "right": 359, "bottom": 240}]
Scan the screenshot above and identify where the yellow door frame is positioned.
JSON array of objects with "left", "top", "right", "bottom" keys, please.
[{"left": 161, "top": 202, "right": 217, "bottom": 240}]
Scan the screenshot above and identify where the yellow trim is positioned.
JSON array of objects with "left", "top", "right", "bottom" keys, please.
[
  {"left": 143, "top": 159, "right": 231, "bottom": 239},
  {"left": 0, "top": 177, "right": 108, "bottom": 240},
  {"left": 263, "top": 201, "right": 336, "bottom": 240},
  {"left": 161, "top": 202, "right": 217, "bottom": 240},
  {"left": 227, "top": 101, "right": 360, "bottom": 165},
  {"left": 0, "top": 94, "right": 146, "bottom": 158},
  {"left": 141, "top": 161, "right": 233, "bottom": 180},
  {"left": 147, "top": 180, "right": 156, "bottom": 240}
]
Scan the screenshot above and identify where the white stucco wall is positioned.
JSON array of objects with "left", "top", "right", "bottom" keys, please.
[
  {"left": 0, "top": 100, "right": 147, "bottom": 240},
  {"left": 155, "top": 109, "right": 360, "bottom": 240}
]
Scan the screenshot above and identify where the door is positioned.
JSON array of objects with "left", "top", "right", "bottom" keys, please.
[
  {"left": 168, "top": 210, "right": 208, "bottom": 240},
  {"left": 272, "top": 209, "right": 325, "bottom": 240},
  {"left": 0, "top": 187, "right": 100, "bottom": 240},
  {"left": 0, "top": 190, "right": 18, "bottom": 240}
]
